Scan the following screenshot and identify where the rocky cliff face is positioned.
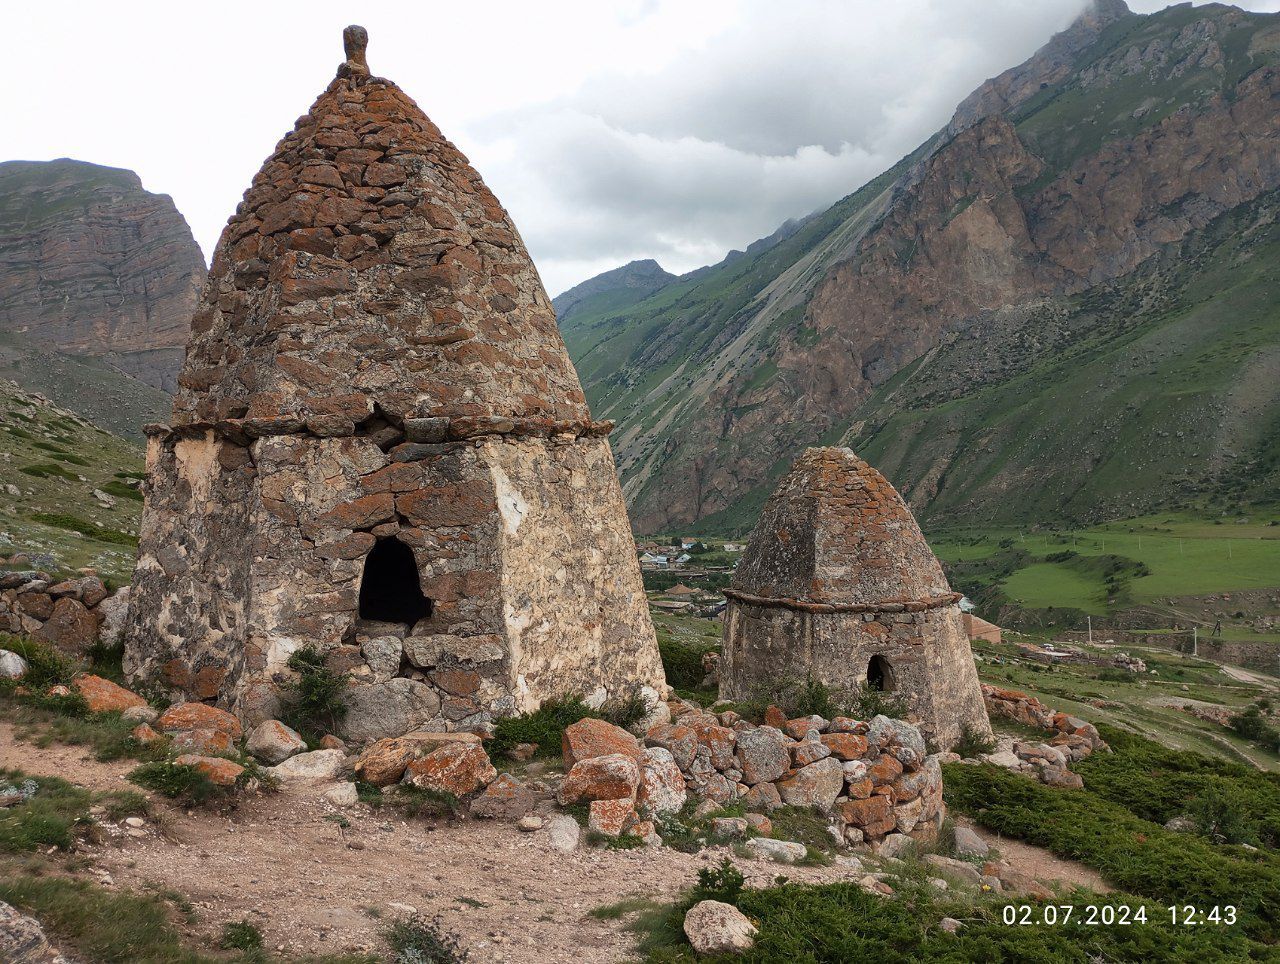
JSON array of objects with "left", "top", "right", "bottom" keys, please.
[
  {"left": 0, "top": 159, "right": 206, "bottom": 392},
  {"left": 561, "top": 1, "right": 1280, "bottom": 532}
]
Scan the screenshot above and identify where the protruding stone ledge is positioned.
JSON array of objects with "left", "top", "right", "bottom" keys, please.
[
  {"left": 722, "top": 589, "right": 963, "bottom": 615},
  {"left": 145, "top": 415, "right": 615, "bottom": 445}
]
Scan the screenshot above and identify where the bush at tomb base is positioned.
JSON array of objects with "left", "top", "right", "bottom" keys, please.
[
  {"left": 279, "top": 645, "right": 348, "bottom": 742},
  {"left": 731, "top": 674, "right": 908, "bottom": 724}
]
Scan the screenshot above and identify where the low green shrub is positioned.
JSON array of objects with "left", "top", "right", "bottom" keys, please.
[
  {"left": 279, "top": 645, "right": 348, "bottom": 741},
  {"left": 657, "top": 634, "right": 718, "bottom": 690},
  {"left": 0, "top": 635, "right": 78, "bottom": 688},
  {"left": 220, "top": 920, "right": 263, "bottom": 951},
  {"left": 943, "top": 761, "right": 1280, "bottom": 942},
  {"left": 30, "top": 512, "right": 138, "bottom": 547},
  {"left": 127, "top": 761, "right": 223, "bottom": 806},
  {"left": 489, "top": 697, "right": 596, "bottom": 760},
  {"left": 1076, "top": 724, "right": 1280, "bottom": 848},
  {"left": 952, "top": 723, "right": 996, "bottom": 759},
  {"left": 637, "top": 877, "right": 1268, "bottom": 962},
  {"left": 385, "top": 914, "right": 467, "bottom": 963}
]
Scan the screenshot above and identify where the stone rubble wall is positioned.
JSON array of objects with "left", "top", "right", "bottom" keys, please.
[
  {"left": 722, "top": 599, "right": 991, "bottom": 751},
  {"left": 980, "top": 684, "right": 1108, "bottom": 787},
  {"left": 0, "top": 568, "right": 128, "bottom": 655}
]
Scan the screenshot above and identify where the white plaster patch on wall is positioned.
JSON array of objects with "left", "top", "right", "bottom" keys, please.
[
  {"left": 266, "top": 634, "right": 302, "bottom": 670},
  {"left": 172, "top": 434, "right": 221, "bottom": 503},
  {"left": 490, "top": 461, "right": 529, "bottom": 536}
]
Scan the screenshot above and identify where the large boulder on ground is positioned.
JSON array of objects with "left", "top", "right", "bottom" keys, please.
[
  {"left": 157, "top": 702, "right": 243, "bottom": 739},
  {"left": 544, "top": 814, "right": 580, "bottom": 852},
  {"left": 952, "top": 825, "right": 989, "bottom": 858},
  {"left": 588, "top": 798, "right": 636, "bottom": 837},
  {"left": 744, "top": 837, "right": 807, "bottom": 863},
  {"left": 558, "top": 753, "right": 641, "bottom": 805},
  {"left": 469, "top": 773, "right": 536, "bottom": 820},
  {"left": 354, "top": 732, "right": 482, "bottom": 786},
  {"left": 562, "top": 718, "right": 643, "bottom": 768},
  {"left": 685, "top": 716, "right": 736, "bottom": 769},
  {"left": 246, "top": 720, "right": 308, "bottom": 764},
  {"left": 340, "top": 678, "right": 442, "bottom": 743},
  {"left": 72, "top": 674, "right": 147, "bottom": 713},
  {"left": 644, "top": 723, "right": 699, "bottom": 770},
  {"left": 637, "top": 746, "right": 686, "bottom": 816},
  {"left": 683, "top": 900, "right": 757, "bottom": 955},
  {"left": 0, "top": 650, "right": 28, "bottom": 680},
  {"left": 170, "top": 728, "right": 234, "bottom": 756},
  {"left": 174, "top": 754, "right": 244, "bottom": 787},
  {"left": 734, "top": 726, "right": 789, "bottom": 784},
  {"left": 267, "top": 749, "right": 347, "bottom": 785},
  {"left": 775, "top": 756, "right": 845, "bottom": 811},
  {"left": 33, "top": 597, "right": 99, "bottom": 654},
  {"left": 403, "top": 743, "right": 497, "bottom": 796}
]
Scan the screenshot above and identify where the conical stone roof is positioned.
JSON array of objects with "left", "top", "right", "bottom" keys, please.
[
  {"left": 730, "top": 447, "right": 956, "bottom": 608},
  {"left": 171, "top": 26, "right": 590, "bottom": 432}
]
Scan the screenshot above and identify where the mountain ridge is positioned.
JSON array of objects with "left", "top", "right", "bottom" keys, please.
[{"left": 558, "top": 0, "right": 1280, "bottom": 534}]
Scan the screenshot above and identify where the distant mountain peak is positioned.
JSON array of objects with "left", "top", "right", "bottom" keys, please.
[{"left": 553, "top": 259, "right": 677, "bottom": 323}]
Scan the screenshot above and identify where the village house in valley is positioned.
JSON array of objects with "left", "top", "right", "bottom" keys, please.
[
  {"left": 720, "top": 447, "right": 991, "bottom": 749},
  {"left": 122, "top": 27, "right": 666, "bottom": 740}
]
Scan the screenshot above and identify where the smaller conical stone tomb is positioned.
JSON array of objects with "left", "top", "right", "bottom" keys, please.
[
  {"left": 123, "top": 27, "right": 666, "bottom": 741},
  {"left": 720, "top": 447, "right": 990, "bottom": 749}
]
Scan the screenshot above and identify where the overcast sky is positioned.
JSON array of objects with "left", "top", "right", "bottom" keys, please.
[{"left": 8, "top": 0, "right": 1280, "bottom": 295}]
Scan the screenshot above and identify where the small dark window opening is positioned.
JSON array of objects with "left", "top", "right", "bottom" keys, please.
[
  {"left": 867, "top": 654, "right": 894, "bottom": 692},
  {"left": 358, "top": 538, "right": 433, "bottom": 627}
]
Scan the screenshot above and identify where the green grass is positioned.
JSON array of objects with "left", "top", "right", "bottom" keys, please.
[
  {"left": 634, "top": 872, "right": 1269, "bottom": 962},
  {"left": 0, "top": 872, "right": 214, "bottom": 963},
  {"left": 943, "top": 762, "right": 1280, "bottom": 943},
  {"left": 0, "top": 768, "right": 144, "bottom": 853},
  {"left": 30, "top": 511, "right": 138, "bottom": 547}
]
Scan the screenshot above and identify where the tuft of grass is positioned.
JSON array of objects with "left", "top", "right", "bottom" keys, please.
[
  {"left": 0, "top": 634, "right": 78, "bottom": 688},
  {"left": 0, "top": 872, "right": 214, "bottom": 963},
  {"left": 488, "top": 697, "right": 596, "bottom": 761},
  {"left": 220, "top": 920, "right": 264, "bottom": 951},
  {"left": 0, "top": 769, "right": 90, "bottom": 852},
  {"left": 30, "top": 512, "right": 138, "bottom": 546},
  {"left": 953, "top": 723, "right": 996, "bottom": 759}
]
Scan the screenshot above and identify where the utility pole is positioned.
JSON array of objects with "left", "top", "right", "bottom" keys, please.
[
  {"left": 1192, "top": 625, "right": 1197, "bottom": 657},
  {"left": 1088, "top": 615, "right": 1093, "bottom": 646}
]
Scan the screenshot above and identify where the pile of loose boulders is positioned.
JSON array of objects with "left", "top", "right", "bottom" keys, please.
[
  {"left": 3, "top": 643, "right": 949, "bottom": 858},
  {"left": 978, "top": 684, "right": 1107, "bottom": 788},
  {"left": 0, "top": 568, "right": 128, "bottom": 655}
]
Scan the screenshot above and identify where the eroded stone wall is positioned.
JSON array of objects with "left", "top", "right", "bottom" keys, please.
[
  {"left": 125, "top": 426, "right": 663, "bottom": 741},
  {"left": 721, "top": 599, "right": 989, "bottom": 749}
]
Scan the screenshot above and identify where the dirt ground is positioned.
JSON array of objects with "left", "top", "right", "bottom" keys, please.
[{"left": 0, "top": 723, "right": 1110, "bottom": 962}]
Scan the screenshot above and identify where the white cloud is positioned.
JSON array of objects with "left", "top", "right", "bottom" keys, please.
[{"left": 8, "top": 0, "right": 1278, "bottom": 295}]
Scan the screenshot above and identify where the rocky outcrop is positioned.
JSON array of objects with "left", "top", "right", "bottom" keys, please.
[
  {"left": 0, "top": 159, "right": 206, "bottom": 392},
  {"left": 0, "top": 570, "right": 122, "bottom": 656}
]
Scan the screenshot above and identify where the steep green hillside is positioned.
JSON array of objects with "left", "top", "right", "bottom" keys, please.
[
  {"left": 0, "top": 380, "right": 144, "bottom": 582},
  {"left": 559, "top": 1, "right": 1280, "bottom": 535},
  {"left": 848, "top": 188, "right": 1280, "bottom": 527}
]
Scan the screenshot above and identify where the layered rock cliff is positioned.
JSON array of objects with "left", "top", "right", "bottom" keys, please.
[
  {"left": 560, "top": 1, "right": 1280, "bottom": 532},
  {"left": 0, "top": 159, "right": 206, "bottom": 392}
]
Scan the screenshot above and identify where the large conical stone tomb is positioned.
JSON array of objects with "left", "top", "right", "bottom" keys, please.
[
  {"left": 721, "top": 447, "right": 990, "bottom": 749},
  {"left": 124, "top": 27, "right": 666, "bottom": 739}
]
